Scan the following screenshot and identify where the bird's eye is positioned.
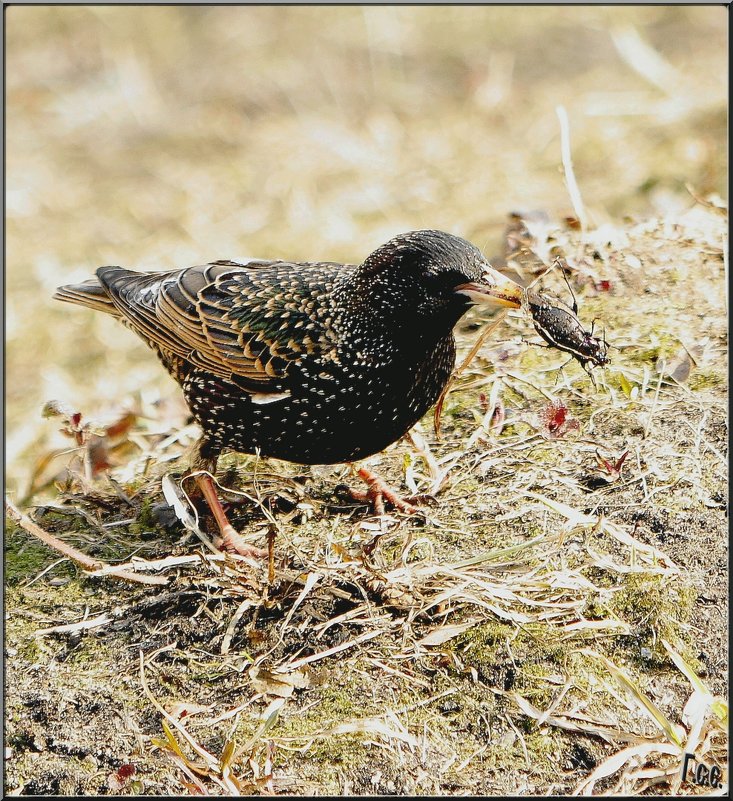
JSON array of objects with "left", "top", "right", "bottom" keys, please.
[{"left": 426, "top": 267, "right": 469, "bottom": 290}]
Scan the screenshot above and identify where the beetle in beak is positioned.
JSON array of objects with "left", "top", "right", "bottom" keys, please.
[{"left": 455, "top": 264, "right": 523, "bottom": 309}]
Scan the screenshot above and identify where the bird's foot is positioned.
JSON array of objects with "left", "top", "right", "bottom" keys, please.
[
  {"left": 195, "top": 473, "right": 267, "bottom": 559},
  {"left": 349, "top": 467, "right": 422, "bottom": 516},
  {"left": 213, "top": 525, "right": 269, "bottom": 559}
]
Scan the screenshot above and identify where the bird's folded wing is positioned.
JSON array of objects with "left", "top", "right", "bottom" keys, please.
[{"left": 99, "top": 260, "right": 336, "bottom": 393}]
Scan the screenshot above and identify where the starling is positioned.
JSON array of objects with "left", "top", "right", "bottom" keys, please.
[{"left": 54, "top": 230, "right": 523, "bottom": 554}]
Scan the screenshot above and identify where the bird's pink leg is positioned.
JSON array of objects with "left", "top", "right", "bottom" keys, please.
[{"left": 195, "top": 473, "right": 268, "bottom": 559}]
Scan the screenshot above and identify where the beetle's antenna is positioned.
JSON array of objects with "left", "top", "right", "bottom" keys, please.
[
  {"left": 601, "top": 324, "right": 615, "bottom": 354},
  {"left": 559, "top": 263, "right": 579, "bottom": 315}
]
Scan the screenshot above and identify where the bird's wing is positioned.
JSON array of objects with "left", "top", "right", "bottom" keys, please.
[{"left": 97, "top": 260, "right": 344, "bottom": 392}]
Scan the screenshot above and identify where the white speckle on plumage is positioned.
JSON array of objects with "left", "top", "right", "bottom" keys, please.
[{"left": 250, "top": 390, "right": 292, "bottom": 405}]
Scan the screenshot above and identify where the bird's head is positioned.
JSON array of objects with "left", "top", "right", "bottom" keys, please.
[{"left": 357, "top": 230, "right": 523, "bottom": 324}]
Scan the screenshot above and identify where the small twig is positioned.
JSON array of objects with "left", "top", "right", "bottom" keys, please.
[
  {"left": 503, "top": 370, "right": 557, "bottom": 402},
  {"left": 91, "top": 553, "right": 214, "bottom": 575},
  {"left": 466, "top": 377, "right": 504, "bottom": 450},
  {"left": 162, "top": 473, "right": 220, "bottom": 555},
  {"left": 286, "top": 629, "right": 381, "bottom": 671},
  {"left": 643, "top": 367, "right": 665, "bottom": 439},
  {"left": 5, "top": 496, "right": 167, "bottom": 586},
  {"left": 138, "top": 649, "right": 223, "bottom": 770},
  {"left": 36, "top": 613, "right": 113, "bottom": 636},
  {"left": 434, "top": 310, "right": 510, "bottom": 438},
  {"left": 507, "top": 713, "right": 530, "bottom": 767},
  {"left": 23, "top": 557, "right": 70, "bottom": 588},
  {"left": 611, "top": 25, "right": 682, "bottom": 96},
  {"left": 221, "top": 598, "right": 255, "bottom": 656},
  {"left": 406, "top": 427, "right": 445, "bottom": 494}
]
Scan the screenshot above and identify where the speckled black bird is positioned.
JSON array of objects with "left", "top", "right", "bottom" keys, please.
[{"left": 55, "top": 230, "right": 523, "bottom": 554}]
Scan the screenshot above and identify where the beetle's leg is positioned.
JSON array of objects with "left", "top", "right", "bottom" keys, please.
[{"left": 583, "top": 361, "right": 599, "bottom": 388}]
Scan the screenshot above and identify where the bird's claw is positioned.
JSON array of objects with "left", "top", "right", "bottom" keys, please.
[
  {"left": 214, "top": 524, "right": 269, "bottom": 560},
  {"left": 349, "top": 467, "right": 423, "bottom": 516}
]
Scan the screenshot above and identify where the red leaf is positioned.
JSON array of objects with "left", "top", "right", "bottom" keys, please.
[
  {"left": 595, "top": 449, "right": 629, "bottom": 480},
  {"left": 544, "top": 401, "right": 567, "bottom": 433},
  {"left": 539, "top": 400, "right": 579, "bottom": 439},
  {"left": 116, "top": 764, "right": 136, "bottom": 781},
  {"left": 105, "top": 412, "right": 137, "bottom": 440}
]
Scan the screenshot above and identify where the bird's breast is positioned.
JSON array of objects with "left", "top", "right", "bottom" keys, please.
[{"left": 181, "top": 334, "right": 456, "bottom": 465}]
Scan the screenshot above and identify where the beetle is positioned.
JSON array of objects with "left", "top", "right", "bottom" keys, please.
[{"left": 526, "top": 269, "right": 609, "bottom": 374}]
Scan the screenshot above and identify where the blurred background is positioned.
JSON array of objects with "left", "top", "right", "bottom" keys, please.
[{"left": 5, "top": 5, "right": 727, "bottom": 495}]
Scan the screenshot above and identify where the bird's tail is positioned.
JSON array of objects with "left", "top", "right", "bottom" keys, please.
[{"left": 53, "top": 274, "right": 120, "bottom": 316}]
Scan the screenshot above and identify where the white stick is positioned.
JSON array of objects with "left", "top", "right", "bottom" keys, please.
[{"left": 556, "top": 105, "right": 588, "bottom": 231}]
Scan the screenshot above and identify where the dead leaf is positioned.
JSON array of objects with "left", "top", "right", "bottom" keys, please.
[
  {"left": 249, "top": 665, "right": 311, "bottom": 698},
  {"left": 656, "top": 347, "right": 696, "bottom": 383},
  {"left": 417, "top": 622, "right": 474, "bottom": 646},
  {"left": 165, "top": 702, "right": 212, "bottom": 720}
]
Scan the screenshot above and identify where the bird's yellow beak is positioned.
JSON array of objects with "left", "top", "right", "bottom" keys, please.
[{"left": 455, "top": 265, "right": 523, "bottom": 309}]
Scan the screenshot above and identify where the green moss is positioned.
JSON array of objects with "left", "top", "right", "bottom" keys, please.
[
  {"left": 456, "top": 620, "right": 570, "bottom": 666},
  {"left": 17, "top": 637, "right": 43, "bottom": 664},
  {"left": 127, "top": 495, "right": 165, "bottom": 537},
  {"left": 621, "top": 332, "right": 680, "bottom": 368},
  {"left": 453, "top": 619, "right": 513, "bottom": 663},
  {"left": 275, "top": 675, "right": 367, "bottom": 744},
  {"left": 4, "top": 518, "right": 63, "bottom": 585},
  {"left": 449, "top": 620, "right": 571, "bottom": 713},
  {"left": 454, "top": 476, "right": 482, "bottom": 495},
  {"left": 526, "top": 444, "right": 562, "bottom": 465},
  {"left": 472, "top": 708, "right": 565, "bottom": 781},
  {"left": 267, "top": 667, "right": 412, "bottom": 777},
  {"left": 519, "top": 343, "right": 558, "bottom": 372},
  {"left": 609, "top": 573, "right": 696, "bottom": 665},
  {"left": 522, "top": 728, "right": 561, "bottom": 766},
  {"left": 37, "top": 508, "right": 93, "bottom": 535},
  {"left": 687, "top": 370, "right": 725, "bottom": 392},
  {"left": 282, "top": 730, "right": 363, "bottom": 772},
  {"left": 4, "top": 602, "right": 44, "bottom": 662},
  {"left": 65, "top": 634, "right": 114, "bottom": 665},
  {"left": 513, "top": 662, "right": 559, "bottom": 707}
]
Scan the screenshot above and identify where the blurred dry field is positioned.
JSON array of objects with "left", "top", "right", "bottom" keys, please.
[
  {"left": 4, "top": 5, "right": 728, "bottom": 798},
  {"left": 5, "top": 5, "right": 727, "bottom": 493}
]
